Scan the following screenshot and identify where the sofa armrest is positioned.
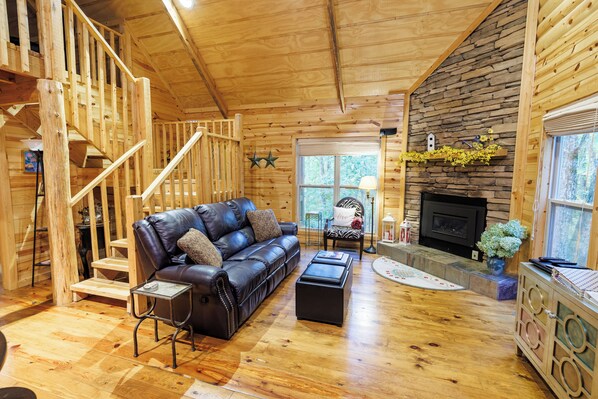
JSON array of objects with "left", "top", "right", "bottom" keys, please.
[
  {"left": 279, "top": 221, "right": 298, "bottom": 236},
  {"left": 155, "top": 264, "right": 230, "bottom": 297}
]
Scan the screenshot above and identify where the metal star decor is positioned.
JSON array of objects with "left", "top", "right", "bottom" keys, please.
[
  {"left": 247, "top": 152, "right": 262, "bottom": 168},
  {"left": 264, "top": 151, "right": 279, "bottom": 168}
]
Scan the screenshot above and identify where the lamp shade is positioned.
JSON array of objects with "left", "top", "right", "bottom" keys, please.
[
  {"left": 358, "top": 176, "right": 377, "bottom": 190},
  {"left": 21, "top": 139, "right": 43, "bottom": 151}
]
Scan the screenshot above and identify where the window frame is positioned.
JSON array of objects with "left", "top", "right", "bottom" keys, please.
[
  {"left": 297, "top": 154, "right": 379, "bottom": 233},
  {"left": 543, "top": 133, "right": 597, "bottom": 266}
]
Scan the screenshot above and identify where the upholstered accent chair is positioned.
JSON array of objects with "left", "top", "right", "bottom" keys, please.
[{"left": 323, "top": 197, "right": 365, "bottom": 260}]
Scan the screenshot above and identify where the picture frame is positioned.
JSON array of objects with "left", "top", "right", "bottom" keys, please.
[{"left": 23, "top": 150, "right": 41, "bottom": 173}]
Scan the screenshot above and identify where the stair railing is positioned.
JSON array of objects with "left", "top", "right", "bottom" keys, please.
[
  {"left": 63, "top": 0, "right": 138, "bottom": 161},
  {"left": 70, "top": 140, "right": 146, "bottom": 264},
  {"left": 0, "top": 0, "right": 37, "bottom": 74}
]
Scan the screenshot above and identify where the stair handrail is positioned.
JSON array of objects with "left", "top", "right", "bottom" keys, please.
[
  {"left": 70, "top": 139, "right": 146, "bottom": 206},
  {"left": 141, "top": 128, "right": 204, "bottom": 202},
  {"left": 64, "top": 0, "right": 135, "bottom": 81}
]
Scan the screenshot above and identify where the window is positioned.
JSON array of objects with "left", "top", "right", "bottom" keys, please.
[
  {"left": 544, "top": 97, "right": 598, "bottom": 267},
  {"left": 297, "top": 139, "right": 379, "bottom": 233}
]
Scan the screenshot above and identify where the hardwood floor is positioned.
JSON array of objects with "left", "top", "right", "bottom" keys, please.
[{"left": 0, "top": 248, "right": 555, "bottom": 399}]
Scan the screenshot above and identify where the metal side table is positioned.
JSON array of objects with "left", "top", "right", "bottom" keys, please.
[
  {"left": 130, "top": 280, "right": 195, "bottom": 369},
  {"left": 305, "top": 211, "right": 323, "bottom": 248}
]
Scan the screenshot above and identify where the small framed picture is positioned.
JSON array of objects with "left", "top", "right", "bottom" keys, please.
[{"left": 23, "top": 150, "right": 41, "bottom": 173}]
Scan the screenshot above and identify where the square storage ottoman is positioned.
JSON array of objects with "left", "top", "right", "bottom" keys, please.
[{"left": 295, "top": 256, "right": 353, "bottom": 326}]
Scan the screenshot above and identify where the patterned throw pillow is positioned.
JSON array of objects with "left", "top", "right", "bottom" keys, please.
[
  {"left": 247, "top": 209, "right": 282, "bottom": 242},
  {"left": 177, "top": 228, "right": 223, "bottom": 267},
  {"left": 333, "top": 206, "right": 356, "bottom": 227}
]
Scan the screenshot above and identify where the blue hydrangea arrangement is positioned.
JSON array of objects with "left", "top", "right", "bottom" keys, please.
[{"left": 476, "top": 220, "right": 528, "bottom": 259}]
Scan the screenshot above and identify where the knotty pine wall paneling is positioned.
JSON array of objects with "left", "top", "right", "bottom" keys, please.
[
  {"left": 514, "top": 0, "right": 598, "bottom": 267},
  {"left": 186, "top": 94, "right": 405, "bottom": 240}
]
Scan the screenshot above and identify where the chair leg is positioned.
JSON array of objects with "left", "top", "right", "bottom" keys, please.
[
  {"left": 324, "top": 236, "right": 328, "bottom": 251},
  {"left": 332, "top": 239, "right": 336, "bottom": 249},
  {"left": 359, "top": 238, "right": 364, "bottom": 260}
]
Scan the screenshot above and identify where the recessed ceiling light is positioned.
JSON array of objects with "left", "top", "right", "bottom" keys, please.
[{"left": 178, "top": 0, "right": 193, "bottom": 8}]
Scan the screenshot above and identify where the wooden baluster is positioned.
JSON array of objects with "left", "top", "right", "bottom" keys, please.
[
  {"left": 97, "top": 30, "right": 106, "bottom": 154},
  {"left": 235, "top": 114, "right": 244, "bottom": 197},
  {"left": 186, "top": 137, "right": 193, "bottom": 207},
  {"left": 82, "top": 26, "right": 93, "bottom": 144},
  {"left": 113, "top": 168, "right": 123, "bottom": 239},
  {"left": 161, "top": 124, "right": 167, "bottom": 168},
  {"left": 214, "top": 138, "right": 222, "bottom": 201},
  {"left": 169, "top": 124, "right": 174, "bottom": 166},
  {"left": 200, "top": 131, "right": 211, "bottom": 203},
  {"left": 64, "top": 5, "right": 78, "bottom": 128},
  {"left": 121, "top": 77, "right": 128, "bottom": 155},
  {"left": 134, "top": 151, "right": 141, "bottom": 195},
  {"left": 159, "top": 183, "right": 167, "bottom": 212},
  {"left": 224, "top": 140, "right": 231, "bottom": 199},
  {"left": 100, "top": 180, "right": 111, "bottom": 257},
  {"left": 88, "top": 192, "right": 99, "bottom": 263},
  {"left": 168, "top": 173, "right": 175, "bottom": 210},
  {"left": 90, "top": 34, "right": 97, "bottom": 84},
  {"left": 124, "top": 158, "right": 131, "bottom": 197},
  {"left": 176, "top": 124, "right": 184, "bottom": 207},
  {"left": 16, "top": 0, "right": 30, "bottom": 72},
  {"left": 110, "top": 32, "right": 117, "bottom": 159}
]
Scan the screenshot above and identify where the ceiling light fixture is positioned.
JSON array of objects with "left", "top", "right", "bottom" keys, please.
[{"left": 178, "top": 0, "right": 194, "bottom": 8}]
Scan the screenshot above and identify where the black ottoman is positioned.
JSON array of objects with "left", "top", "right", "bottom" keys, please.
[{"left": 295, "top": 255, "right": 353, "bottom": 326}]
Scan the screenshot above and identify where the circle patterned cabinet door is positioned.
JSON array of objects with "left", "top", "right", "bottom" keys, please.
[{"left": 550, "top": 302, "right": 596, "bottom": 399}]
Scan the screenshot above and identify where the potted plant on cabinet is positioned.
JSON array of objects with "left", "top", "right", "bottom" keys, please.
[{"left": 476, "top": 220, "right": 528, "bottom": 275}]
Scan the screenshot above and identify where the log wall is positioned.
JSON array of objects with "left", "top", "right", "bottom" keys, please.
[
  {"left": 187, "top": 95, "right": 405, "bottom": 234},
  {"left": 514, "top": 0, "right": 598, "bottom": 265}
]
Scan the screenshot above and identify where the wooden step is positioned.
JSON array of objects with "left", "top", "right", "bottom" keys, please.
[
  {"left": 91, "top": 257, "right": 129, "bottom": 272},
  {"left": 110, "top": 238, "right": 128, "bottom": 249},
  {"left": 71, "top": 278, "right": 129, "bottom": 301}
]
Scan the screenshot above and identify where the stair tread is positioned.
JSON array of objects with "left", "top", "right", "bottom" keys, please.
[
  {"left": 92, "top": 257, "right": 129, "bottom": 272},
  {"left": 71, "top": 278, "right": 129, "bottom": 301},
  {"left": 110, "top": 238, "right": 128, "bottom": 248}
]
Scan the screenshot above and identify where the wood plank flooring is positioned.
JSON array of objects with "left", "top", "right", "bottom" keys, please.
[{"left": 0, "top": 248, "right": 555, "bottom": 398}]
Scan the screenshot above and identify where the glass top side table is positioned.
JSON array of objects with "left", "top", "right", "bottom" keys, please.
[
  {"left": 305, "top": 211, "right": 323, "bottom": 248},
  {"left": 130, "top": 280, "right": 196, "bottom": 368}
]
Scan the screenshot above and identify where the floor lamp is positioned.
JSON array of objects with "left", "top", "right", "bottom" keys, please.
[{"left": 359, "top": 176, "right": 377, "bottom": 254}]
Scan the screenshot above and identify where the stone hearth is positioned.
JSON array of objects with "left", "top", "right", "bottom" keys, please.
[{"left": 377, "top": 242, "right": 517, "bottom": 300}]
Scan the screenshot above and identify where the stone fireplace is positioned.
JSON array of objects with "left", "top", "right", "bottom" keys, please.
[{"left": 419, "top": 193, "right": 486, "bottom": 262}]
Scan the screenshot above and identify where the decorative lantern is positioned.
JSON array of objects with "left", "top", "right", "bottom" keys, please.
[
  {"left": 399, "top": 219, "right": 412, "bottom": 245},
  {"left": 381, "top": 213, "right": 396, "bottom": 242}
]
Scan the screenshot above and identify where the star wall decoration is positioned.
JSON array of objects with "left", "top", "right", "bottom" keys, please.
[
  {"left": 247, "top": 152, "right": 262, "bottom": 168},
  {"left": 264, "top": 151, "right": 279, "bottom": 168}
]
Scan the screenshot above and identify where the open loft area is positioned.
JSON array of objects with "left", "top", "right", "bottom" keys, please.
[{"left": 0, "top": 0, "right": 596, "bottom": 398}]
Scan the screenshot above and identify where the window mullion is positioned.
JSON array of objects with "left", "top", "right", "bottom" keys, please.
[{"left": 334, "top": 156, "right": 340, "bottom": 203}]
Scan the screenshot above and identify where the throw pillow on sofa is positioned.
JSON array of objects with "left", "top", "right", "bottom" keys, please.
[
  {"left": 333, "top": 206, "right": 356, "bottom": 227},
  {"left": 247, "top": 209, "right": 282, "bottom": 242},
  {"left": 177, "top": 228, "right": 223, "bottom": 267}
]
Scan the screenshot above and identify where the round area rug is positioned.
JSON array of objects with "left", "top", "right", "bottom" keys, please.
[{"left": 372, "top": 257, "right": 464, "bottom": 291}]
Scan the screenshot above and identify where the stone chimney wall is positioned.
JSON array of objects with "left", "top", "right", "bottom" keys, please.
[{"left": 405, "top": 0, "right": 527, "bottom": 244}]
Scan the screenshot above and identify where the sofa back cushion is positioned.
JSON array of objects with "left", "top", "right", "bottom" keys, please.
[
  {"left": 227, "top": 197, "right": 257, "bottom": 228},
  {"left": 146, "top": 208, "right": 208, "bottom": 257},
  {"left": 213, "top": 231, "right": 250, "bottom": 260},
  {"left": 195, "top": 202, "right": 239, "bottom": 241}
]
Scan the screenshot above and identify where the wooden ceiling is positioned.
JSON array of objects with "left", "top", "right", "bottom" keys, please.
[{"left": 78, "top": 0, "right": 498, "bottom": 115}]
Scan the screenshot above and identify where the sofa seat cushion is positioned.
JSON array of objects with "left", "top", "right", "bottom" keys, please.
[
  {"left": 246, "top": 246, "right": 286, "bottom": 274},
  {"left": 269, "top": 235, "right": 300, "bottom": 258},
  {"left": 222, "top": 260, "right": 268, "bottom": 304},
  {"left": 226, "top": 243, "right": 268, "bottom": 261}
]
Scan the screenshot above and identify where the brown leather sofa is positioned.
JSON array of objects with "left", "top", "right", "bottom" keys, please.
[{"left": 132, "top": 197, "right": 300, "bottom": 339}]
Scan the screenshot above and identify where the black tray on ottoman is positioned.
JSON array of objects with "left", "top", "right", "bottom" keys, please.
[{"left": 295, "top": 252, "right": 353, "bottom": 326}]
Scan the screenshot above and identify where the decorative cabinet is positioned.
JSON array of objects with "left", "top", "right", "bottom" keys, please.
[{"left": 516, "top": 263, "right": 598, "bottom": 399}]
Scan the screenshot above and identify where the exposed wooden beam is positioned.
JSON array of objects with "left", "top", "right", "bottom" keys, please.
[
  {"left": 2, "top": 105, "right": 41, "bottom": 135},
  {"left": 161, "top": 0, "right": 228, "bottom": 118},
  {"left": 509, "top": 0, "right": 540, "bottom": 272},
  {"left": 0, "top": 77, "right": 38, "bottom": 106},
  {"left": 124, "top": 21, "right": 186, "bottom": 117},
  {"left": 407, "top": 0, "right": 502, "bottom": 94},
  {"left": 326, "top": 0, "right": 345, "bottom": 113},
  {"left": 0, "top": 71, "right": 16, "bottom": 84}
]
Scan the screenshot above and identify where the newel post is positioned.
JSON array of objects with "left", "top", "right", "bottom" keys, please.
[
  {"left": 37, "top": 79, "right": 78, "bottom": 305},
  {"left": 234, "top": 113, "right": 244, "bottom": 197},
  {"left": 126, "top": 195, "right": 146, "bottom": 314},
  {"left": 133, "top": 77, "right": 153, "bottom": 190},
  {"left": 38, "top": 0, "right": 65, "bottom": 81}
]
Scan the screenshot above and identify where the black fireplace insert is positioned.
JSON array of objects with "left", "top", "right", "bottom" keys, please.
[{"left": 419, "top": 192, "right": 487, "bottom": 261}]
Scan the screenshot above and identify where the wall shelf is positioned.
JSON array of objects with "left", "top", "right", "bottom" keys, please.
[{"left": 401, "top": 148, "right": 508, "bottom": 162}]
